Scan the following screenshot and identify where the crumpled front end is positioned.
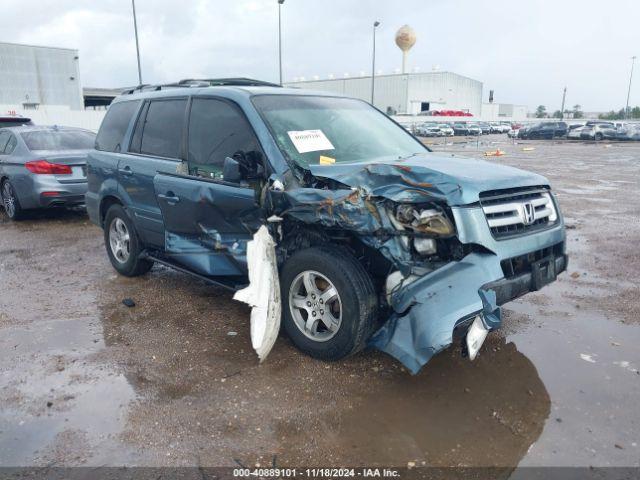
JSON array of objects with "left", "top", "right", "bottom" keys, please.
[
  {"left": 368, "top": 201, "right": 567, "bottom": 374},
  {"left": 270, "top": 154, "right": 567, "bottom": 373}
]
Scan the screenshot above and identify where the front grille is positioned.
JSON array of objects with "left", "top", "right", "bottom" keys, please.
[{"left": 480, "top": 187, "right": 558, "bottom": 239}]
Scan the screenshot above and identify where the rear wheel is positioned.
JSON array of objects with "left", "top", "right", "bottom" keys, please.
[
  {"left": 104, "top": 204, "right": 153, "bottom": 277},
  {"left": 280, "top": 246, "right": 378, "bottom": 361},
  {"left": 1, "top": 180, "right": 25, "bottom": 220},
  {"left": 595, "top": 132, "right": 603, "bottom": 141}
]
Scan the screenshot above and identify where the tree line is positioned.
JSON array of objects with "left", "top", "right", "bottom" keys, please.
[
  {"left": 535, "top": 105, "right": 583, "bottom": 119},
  {"left": 533, "top": 104, "right": 640, "bottom": 120}
]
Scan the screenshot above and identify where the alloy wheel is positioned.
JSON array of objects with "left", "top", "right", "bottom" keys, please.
[
  {"left": 109, "top": 217, "right": 131, "bottom": 264},
  {"left": 2, "top": 182, "right": 16, "bottom": 218},
  {"left": 288, "top": 270, "right": 342, "bottom": 342}
]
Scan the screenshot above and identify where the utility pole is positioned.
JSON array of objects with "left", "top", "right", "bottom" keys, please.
[
  {"left": 625, "top": 56, "right": 636, "bottom": 119},
  {"left": 371, "top": 21, "right": 380, "bottom": 105},
  {"left": 560, "top": 87, "right": 567, "bottom": 119},
  {"left": 278, "top": 0, "right": 285, "bottom": 85},
  {"left": 131, "top": 0, "right": 143, "bottom": 85}
]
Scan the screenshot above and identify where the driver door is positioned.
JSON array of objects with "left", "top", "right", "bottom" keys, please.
[{"left": 153, "top": 97, "right": 266, "bottom": 277}]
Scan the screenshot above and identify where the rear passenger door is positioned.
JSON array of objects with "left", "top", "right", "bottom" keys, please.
[
  {"left": 153, "top": 97, "right": 265, "bottom": 277},
  {"left": 121, "top": 97, "right": 188, "bottom": 247}
]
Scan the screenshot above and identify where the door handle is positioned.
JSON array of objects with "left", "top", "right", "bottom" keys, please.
[
  {"left": 158, "top": 193, "right": 180, "bottom": 205},
  {"left": 118, "top": 166, "right": 133, "bottom": 176}
]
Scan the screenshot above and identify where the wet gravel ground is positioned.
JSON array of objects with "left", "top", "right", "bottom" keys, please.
[{"left": 0, "top": 135, "right": 639, "bottom": 469}]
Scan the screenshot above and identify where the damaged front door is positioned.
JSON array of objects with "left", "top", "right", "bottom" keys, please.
[
  {"left": 153, "top": 96, "right": 268, "bottom": 277},
  {"left": 153, "top": 172, "right": 259, "bottom": 276}
]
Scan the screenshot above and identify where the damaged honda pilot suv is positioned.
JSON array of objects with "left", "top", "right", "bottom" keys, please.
[{"left": 86, "top": 78, "right": 567, "bottom": 374}]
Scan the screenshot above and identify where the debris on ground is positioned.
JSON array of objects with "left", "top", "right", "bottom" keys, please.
[
  {"left": 484, "top": 149, "right": 505, "bottom": 156},
  {"left": 580, "top": 354, "right": 597, "bottom": 364}
]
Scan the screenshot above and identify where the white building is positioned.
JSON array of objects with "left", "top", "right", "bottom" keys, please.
[
  {"left": 286, "top": 72, "right": 483, "bottom": 116},
  {"left": 481, "top": 102, "right": 528, "bottom": 121},
  {"left": 0, "top": 41, "right": 108, "bottom": 130},
  {"left": 0, "top": 42, "right": 83, "bottom": 110},
  {"left": 286, "top": 72, "right": 528, "bottom": 121}
]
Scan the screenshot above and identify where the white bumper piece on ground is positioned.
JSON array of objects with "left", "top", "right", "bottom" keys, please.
[{"left": 233, "top": 226, "right": 281, "bottom": 362}]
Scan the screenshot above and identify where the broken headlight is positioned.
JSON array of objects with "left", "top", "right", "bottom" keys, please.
[
  {"left": 390, "top": 203, "right": 456, "bottom": 256},
  {"left": 413, "top": 237, "right": 437, "bottom": 255}
]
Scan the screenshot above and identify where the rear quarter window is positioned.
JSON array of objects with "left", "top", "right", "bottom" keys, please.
[{"left": 96, "top": 100, "right": 140, "bottom": 152}]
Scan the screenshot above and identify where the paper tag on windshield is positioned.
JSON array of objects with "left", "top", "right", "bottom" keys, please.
[
  {"left": 319, "top": 155, "right": 336, "bottom": 165},
  {"left": 287, "top": 130, "right": 334, "bottom": 154}
]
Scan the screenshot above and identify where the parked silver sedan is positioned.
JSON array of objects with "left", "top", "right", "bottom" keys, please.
[{"left": 0, "top": 126, "right": 95, "bottom": 220}]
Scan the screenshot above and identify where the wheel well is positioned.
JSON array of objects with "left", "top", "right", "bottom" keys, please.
[
  {"left": 0, "top": 176, "right": 8, "bottom": 198},
  {"left": 277, "top": 221, "right": 392, "bottom": 287},
  {"left": 100, "top": 196, "right": 122, "bottom": 226}
]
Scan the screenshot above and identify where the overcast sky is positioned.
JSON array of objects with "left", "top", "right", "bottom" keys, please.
[{"left": 1, "top": 0, "right": 637, "bottom": 111}]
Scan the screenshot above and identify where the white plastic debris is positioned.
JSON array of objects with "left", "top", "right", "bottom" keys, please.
[
  {"left": 580, "top": 353, "right": 597, "bottom": 363},
  {"left": 233, "top": 226, "right": 281, "bottom": 362}
]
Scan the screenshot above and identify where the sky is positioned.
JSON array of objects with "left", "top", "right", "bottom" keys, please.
[{"left": 0, "top": 0, "right": 638, "bottom": 112}]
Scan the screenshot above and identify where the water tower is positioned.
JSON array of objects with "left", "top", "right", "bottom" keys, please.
[{"left": 395, "top": 25, "right": 416, "bottom": 74}]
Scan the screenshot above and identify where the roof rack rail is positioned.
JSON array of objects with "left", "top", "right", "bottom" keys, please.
[
  {"left": 122, "top": 77, "right": 280, "bottom": 95},
  {"left": 177, "top": 78, "right": 281, "bottom": 87}
]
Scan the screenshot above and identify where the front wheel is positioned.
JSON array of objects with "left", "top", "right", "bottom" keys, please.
[
  {"left": 1, "top": 180, "right": 25, "bottom": 220},
  {"left": 104, "top": 204, "right": 153, "bottom": 277},
  {"left": 595, "top": 132, "right": 603, "bottom": 141},
  {"left": 280, "top": 246, "right": 378, "bottom": 361}
]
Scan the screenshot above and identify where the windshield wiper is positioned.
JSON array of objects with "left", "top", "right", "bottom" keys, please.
[{"left": 399, "top": 152, "right": 426, "bottom": 160}]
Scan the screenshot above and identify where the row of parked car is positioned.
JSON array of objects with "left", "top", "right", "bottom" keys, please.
[
  {"left": 508, "top": 120, "right": 640, "bottom": 141},
  {"left": 413, "top": 121, "right": 511, "bottom": 137}
]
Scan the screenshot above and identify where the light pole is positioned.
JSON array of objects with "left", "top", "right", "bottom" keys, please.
[
  {"left": 625, "top": 55, "right": 636, "bottom": 119},
  {"left": 371, "top": 21, "right": 380, "bottom": 105},
  {"left": 131, "top": 0, "right": 143, "bottom": 85},
  {"left": 278, "top": 0, "right": 285, "bottom": 85}
]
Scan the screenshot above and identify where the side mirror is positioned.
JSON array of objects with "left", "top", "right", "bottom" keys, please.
[{"left": 223, "top": 156, "right": 242, "bottom": 183}]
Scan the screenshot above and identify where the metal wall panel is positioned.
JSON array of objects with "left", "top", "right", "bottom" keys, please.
[
  {"left": 0, "top": 42, "right": 82, "bottom": 110},
  {"left": 285, "top": 72, "right": 482, "bottom": 115}
]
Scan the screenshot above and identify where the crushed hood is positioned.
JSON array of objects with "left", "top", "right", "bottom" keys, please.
[{"left": 308, "top": 153, "right": 549, "bottom": 206}]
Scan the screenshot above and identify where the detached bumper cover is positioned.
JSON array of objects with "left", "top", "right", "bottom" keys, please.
[
  {"left": 369, "top": 251, "right": 567, "bottom": 374},
  {"left": 369, "top": 253, "right": 503, "bottom": 374}
]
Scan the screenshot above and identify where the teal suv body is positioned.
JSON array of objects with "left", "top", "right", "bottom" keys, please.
[{"left": 86, "top": 79, "right": 567, "bottom": 373}]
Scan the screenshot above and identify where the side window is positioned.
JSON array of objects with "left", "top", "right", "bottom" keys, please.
[
  {"left": 187, "top": 98, "right": 263, "bottom": 178},
  {"left": 0, "top": 131, "right": 10, "bottom": 153},
  {"left": 5, "top": 135, "right": 17, "bottom": 154},
  {"left": 136, "top": 99, "right": 187, "bottom": 159},
  {"left": 96, "top": 100, "right": 140, "bottom": 152}
]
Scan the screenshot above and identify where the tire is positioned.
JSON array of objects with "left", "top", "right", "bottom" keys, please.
[
  {"left": 595, "top": 133, "right": 603, "bottom": 141},
  {"left": 103, "top": 204, "right": 153, "bottom": 277},
  {"left": 1, "top": 180, "right": 25, "bottom": 220},
  {"left": 280, "top": 245, "right": 378, "bottom": 361}
]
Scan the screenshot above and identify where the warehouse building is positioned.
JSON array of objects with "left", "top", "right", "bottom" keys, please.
[
  {"left": 0, "top": 41, "right": 83, "bottom": 110},
  {"left": 0, "top": 41, "right": 110, "bottom": 130},
  {"left": 285, "top": 71, "right": 484, "bottom": 116}
]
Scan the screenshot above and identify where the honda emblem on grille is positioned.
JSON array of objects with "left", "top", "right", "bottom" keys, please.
[{"left": 522, "top": 202, "right": 535, "bottom": 225}]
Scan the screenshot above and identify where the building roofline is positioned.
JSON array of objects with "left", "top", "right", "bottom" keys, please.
[
  {"left": 286, "top": 71, "right": 481, "bottom": 84},
  {"left": 0, "top": 40, "right": 78, "bottom": 53}
]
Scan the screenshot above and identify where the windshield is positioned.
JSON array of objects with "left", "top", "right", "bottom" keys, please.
[
  {"left": 252, "top": 95, "right": 427, "bottom": 167},
  {"left": 22, "top": 130, "right": 96, "bottom": 151}
]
